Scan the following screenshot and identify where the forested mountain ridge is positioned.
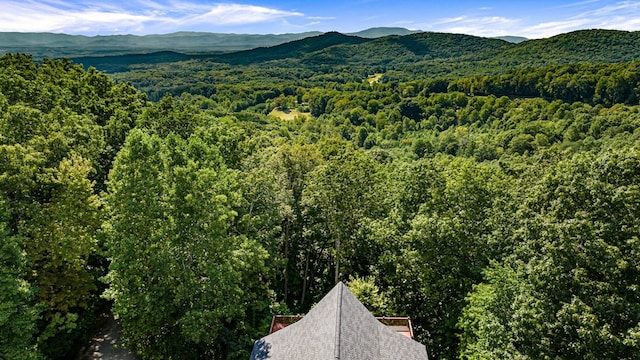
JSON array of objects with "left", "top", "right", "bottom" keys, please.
[
  {"left": 299, "top": 28, "right": 640, "bottom": 75},
  {"left": 71, "top": 28, "right": 640, "bottom": 76},
  {"left": 209, "top": 32, "right": 371, "bottom": 65},
  {"left": 71, "top": 31, "right": 511, "bottom": 72},
  {"left": 297, "top": 32, "right": 510, "bottom": 67},
  {"left": 3, "top": 27, "right": 640, "bottom": 360},
  {"left": 98, "top": 28, "right": 640, "bottom": 103},
  {"left": 490, "top": 29, "right": 640, "bottom": 67},
  {"left": 0, "top": 31, "right": 324, "bottom": 57},
  {"left": 69, "top": 32, "right": 371, "bottom": 72},
  {"left": 0, "top": 27, "right": 419, "bottom": 59}
]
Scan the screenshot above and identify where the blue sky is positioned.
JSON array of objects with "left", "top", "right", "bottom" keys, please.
[{"left": 2, "top": 0, "right": 640, "bottom": 38}]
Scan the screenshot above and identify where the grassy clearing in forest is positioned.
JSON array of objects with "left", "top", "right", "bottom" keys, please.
[
  {"left": 269, "top": 108, "right": 309, "bottom": 120},
  {"left": 367, "top": 73, "right": 384, "bottom": 84}
]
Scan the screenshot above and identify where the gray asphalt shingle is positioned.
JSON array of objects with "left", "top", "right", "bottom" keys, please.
[{"left": 249, "top": 282, "right": 429, "bottom": 360}]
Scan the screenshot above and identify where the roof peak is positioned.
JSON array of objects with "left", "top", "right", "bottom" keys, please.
[
  {"left": 334, "top": 282, "right": 343, "bottom": 359},
  {"left": 249, "top": 281, "right": 428, "bottom": 359}
]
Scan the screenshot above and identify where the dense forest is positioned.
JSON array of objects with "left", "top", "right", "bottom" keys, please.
[{"left": 2, "top": 28, "right": 640, "bottom": 360}]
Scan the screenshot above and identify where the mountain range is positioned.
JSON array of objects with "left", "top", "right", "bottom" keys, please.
[
  {"left": 62, "top": 29, "right": 640, "bottom": 75},
  {"left": 3, "top": 27, "right": 639, "bottom": 80},
  {"left": 0, "top": 27, "right": 425, "bottom": 59}
]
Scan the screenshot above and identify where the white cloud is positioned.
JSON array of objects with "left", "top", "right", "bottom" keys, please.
[
  {"left": 0, "top": 0, "right": 304, "bottom": 34},
  {"left": 522, "top": 19, "right": 592, "bottom": 38},
  {"left": 182, "top": 4, "right": 302, "bottom": 26},
  {"left": 552, "top": 0, "right": 601, "bottom": 9},
  {"left": 0, "top": 1, "right": 157, "bottom": 33},
  {"left": 581, "top": 0, "right": 640, "bottom": 16},
  {"left": 435, "top": 16, "right": 468, "bottom": 25},
  {"left": 523, "top": 0, "right": 640, "bottom": 38},
  {"left": 422, "top": 1, "right": 640, "bottom": 39},
  {"left": 2, "top": 0, "right": 640, "bottom": 37},
  {"left": 425, "top": 16, "right": 522, "bottom": 37},
  {"left": 306, "top": 16, "right": 337, "bottom": 20}
]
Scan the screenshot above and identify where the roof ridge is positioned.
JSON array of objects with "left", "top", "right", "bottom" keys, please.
[
  {"left": 334, "top": 282, "right": 343, "bottom": 359},
  {"left": 249, "top": 281, "right": 429, "bottom": 359}
]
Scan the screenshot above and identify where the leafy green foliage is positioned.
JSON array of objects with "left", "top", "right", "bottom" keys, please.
[
  {"left": 450, "top": 61, "right": 640, "bottom": 106},
  {"left": 104, "top": 129, "right": 270, "bottom": 359},
  {"left": 346, "top": 276, "right": 392, "bottom": 315},
  {"left": 0, "top": 197, "right": 42, "bottom": 360},
  {"left": 379, "top": 157, "right": 511, "bottom": 359},
  {"left": 0, "top": 53, "right": 145, "bottom": 358},
  {"left": 302, "top": 140, "right": 382, "bottom": 285},
  {"left": 459, "top": 149, "right": 640, "bottom": 359}
]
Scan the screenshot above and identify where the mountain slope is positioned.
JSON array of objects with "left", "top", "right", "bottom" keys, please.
[
  {"left": 209, "top": 32, "right": 370, "bottom": 65},
  {"left": 71, "top": 51, "right": 193, "bottom": 72},
  {"left": 299, "top": 32, "right": 510, "bottom": 67},
  {"left": 71, "top": 29, "right": 640, "bottom": 78},
  {"left": 493, "top": 29, "right": 640, "bottom": 66},
  {"left": 71, "top": 32, "right": 371, "bottom": 71},
  {"left": 0, "top": 28, "right": 418, "bottom": 58}
]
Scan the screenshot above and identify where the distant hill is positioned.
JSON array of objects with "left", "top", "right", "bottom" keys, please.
[
  {"left": 493, "top": 36, "right": 528, "bottom": 43},
  {"left": 71, "top": 51, "right": 194, "bottom": 73},
  {"left": 349, "top": 32, "right": 508, "bottom": 60},
  {"left": 0, "top": 28, "right": 417, "bottom": 58},
  {"left": 72, "top": 32, "right": 371, "bottom": 71},
  {"left": 0, "top": 31, "right": 323, "bottom": 58},
  {"left": 209, "top": 32, "right": 370, "bottom": 65},
  {"left": 491, "top": 29, "right": 640, "bottom": 67},
  {"left": 294, "top": 32, "right": 509, "bottom": 69},
  {"left": 347, "top": 27, "right": 422, "bottom": 38},
  {"left": 70, "top": 31, "right": 508, "bottom": 72}
]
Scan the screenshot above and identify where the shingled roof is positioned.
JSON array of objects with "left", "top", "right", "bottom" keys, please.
[{"left": 249, "top": 282, "right": 429, "bottom": 360}]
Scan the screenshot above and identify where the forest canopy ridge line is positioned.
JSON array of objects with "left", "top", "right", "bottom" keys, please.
[{"left": 57, "top": 28, "right": 640, "bottom": 76}]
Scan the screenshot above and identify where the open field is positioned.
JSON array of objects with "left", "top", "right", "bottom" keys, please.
[
  {"left": 367, "top": 73, "right": 383, "bottom": 84},
  {"left": 268, "top": 108, "right": 310, "bottom": 120}
]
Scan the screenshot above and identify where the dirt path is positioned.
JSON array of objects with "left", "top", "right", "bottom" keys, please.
[{"left": 76, "top": 312, "right": 138, "bottom": 360}]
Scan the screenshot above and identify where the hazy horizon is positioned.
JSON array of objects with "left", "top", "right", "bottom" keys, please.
[{"left": 2, "top": 0, "right": 640, "bottom": 39}]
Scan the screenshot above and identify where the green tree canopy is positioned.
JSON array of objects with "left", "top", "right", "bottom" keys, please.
[{"left": 104, "top": 129, "right": 270, "bottom": 359}]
